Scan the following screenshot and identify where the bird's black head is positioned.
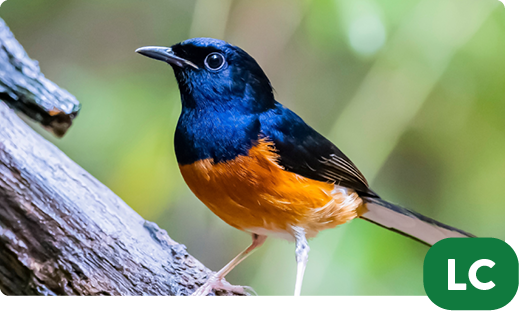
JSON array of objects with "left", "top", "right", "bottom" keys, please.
[{"left": 137, "top": 38, "right": 275, "bottom": 113}]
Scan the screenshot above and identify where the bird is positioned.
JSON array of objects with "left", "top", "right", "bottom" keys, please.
[{"left": 136, "top": 38, "right": 475, "bottom": 296}]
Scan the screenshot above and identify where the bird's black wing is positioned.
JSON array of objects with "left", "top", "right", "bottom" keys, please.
[
  {"left": 259, "top": 103, "right": 376, "bottom": 197},
  {"left": 259, "top": 103, "right": 475, "bottom": 246}
]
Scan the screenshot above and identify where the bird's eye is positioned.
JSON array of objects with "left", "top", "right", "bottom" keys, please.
[{"left": 204, "top": 52, "right": 225, "bottom": 71}]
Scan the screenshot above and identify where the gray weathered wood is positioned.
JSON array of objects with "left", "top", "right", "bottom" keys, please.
[
  {"left": 0, "top": 18, "right": 80, "bottom": 137},
  {"left": 0, "top": 101, "right": 245, "bottom": 296},
  {"left": 0, "top": 16, "right": 243, "bottom": 296}
]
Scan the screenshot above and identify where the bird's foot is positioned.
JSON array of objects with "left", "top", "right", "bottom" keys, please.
[{"left": 191, "top": 274, "right": 249, "bottom": 296}]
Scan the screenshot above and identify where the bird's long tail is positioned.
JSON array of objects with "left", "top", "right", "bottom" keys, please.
[{"left": 360, "top": 196, "right": 475, "bottom": 247}]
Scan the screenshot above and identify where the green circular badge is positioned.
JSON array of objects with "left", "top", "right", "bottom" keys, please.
[{"left": 424, "top": 238, "right": 518, "bottom": 310}]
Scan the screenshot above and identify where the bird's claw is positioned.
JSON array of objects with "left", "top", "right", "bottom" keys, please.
[{"left": 191, "top": 275, "right": 247, "bottom": 296}]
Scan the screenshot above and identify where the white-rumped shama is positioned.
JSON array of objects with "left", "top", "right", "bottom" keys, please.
[{"left": 136, "top": 38, "right": 475, "bottom": 296}]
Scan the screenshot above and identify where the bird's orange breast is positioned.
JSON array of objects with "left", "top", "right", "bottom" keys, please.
[{"left": 179, "top": 139, "right": 365, "bottom": 238}]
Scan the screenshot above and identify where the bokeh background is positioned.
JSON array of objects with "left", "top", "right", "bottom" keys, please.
[{"left": 0, "top": 0, "right": 504, "bottom": 295}]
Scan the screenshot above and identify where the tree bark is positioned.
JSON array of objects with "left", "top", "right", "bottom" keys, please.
[
  {"left": 0, "top": 18, "right": 243, "bottom": 296},
  {"left": 0, "top": 19, "right": 80, "bottom": 138}
]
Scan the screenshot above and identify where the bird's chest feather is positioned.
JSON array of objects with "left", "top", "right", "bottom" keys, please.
[
  {"left": 174, "top": 109, "right": 260, "bottom": 165},
  {"left": 178, "top": 138, "right": 365, "bottom": 238}
]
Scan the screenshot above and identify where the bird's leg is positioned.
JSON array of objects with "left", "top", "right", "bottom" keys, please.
[
  {"left": 191, "top": 233, "right": 267, "bottom": 296},
  {"left": 293, "top": 226, "right": 309, "bottom": 296}
]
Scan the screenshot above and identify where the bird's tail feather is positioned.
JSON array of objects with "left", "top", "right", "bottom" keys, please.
[{"left": 360, "top": 196, "right": 475, "bottom": 247}]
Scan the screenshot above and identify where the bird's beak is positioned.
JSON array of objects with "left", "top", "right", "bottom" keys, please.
[{"left": 135, "top": 46, "right": 199, "bottom": 69}]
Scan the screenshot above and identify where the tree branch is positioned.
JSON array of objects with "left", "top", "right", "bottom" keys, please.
[
  {"left": 0, "top": 18, "right": 243, "bottom": 296},
  {"left": 0, "top": 18, "right": 80, "bottom": 137}
]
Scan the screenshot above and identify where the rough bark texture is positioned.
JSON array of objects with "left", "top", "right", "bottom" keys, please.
[
  {"left": 0, "top": 18, "right": 80, "bottom": 137},
  {"left": 0, "top": 101, "right": 241, "bottom": 295},
  {"left": 0, "top": 17, "right": 243, "bottom": 296}
]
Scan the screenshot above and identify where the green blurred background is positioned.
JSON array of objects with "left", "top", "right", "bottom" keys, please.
[{"left": 0, "top": 0, "right": 504, "bottom": 295}]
